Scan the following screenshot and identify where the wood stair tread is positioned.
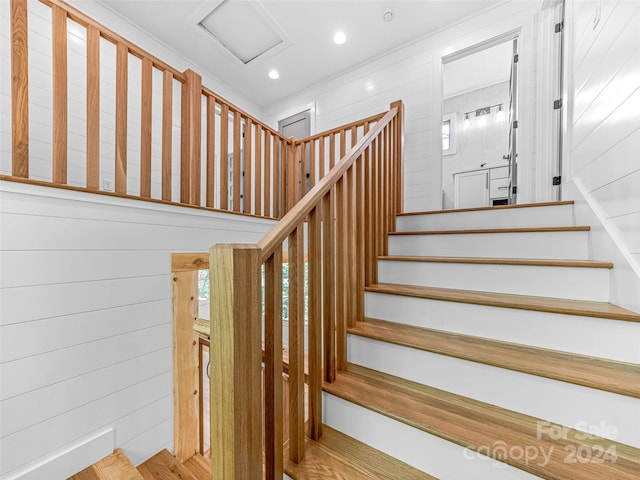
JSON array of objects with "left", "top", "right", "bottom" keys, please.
[
  {"left": 182, "top": 454, "right": 210, "bottom": 480},
  {"left": 324, "top": 365, "right": 640, "bottom": 480},
  {"left": 137, "top": 449, "right": 198, "bottom": 480},
  {"left": 365, "top": 283, "right": 640, "bottom": 322},
  {"left": 349, "top": 318, "right": 640, "bottom": 398},
  {"left": 378, "top": 255, "right": 613, "bottom": 268},
  {"left": 389, "top": 225, "right": 589, "bottom": 235},
  {"left": 68, "top": 449, "right": 144, "bottom": 480},
  {"left": 284, "top": 424, "right": 435, "bottom": 480},
  {"left": 397, "top": 200, "right": 574, "bottom": 216}
]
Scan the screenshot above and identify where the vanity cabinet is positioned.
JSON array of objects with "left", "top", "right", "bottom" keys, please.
[{"left": 453, "top": 165, "right": 511, "bottom": 208}]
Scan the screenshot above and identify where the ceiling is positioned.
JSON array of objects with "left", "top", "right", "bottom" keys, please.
[
  {"left": 443, "top": 40, "right": 513, "bottom": 98},
  {"left": 100, "top": 0, "right": 504, "bottom": 109}
]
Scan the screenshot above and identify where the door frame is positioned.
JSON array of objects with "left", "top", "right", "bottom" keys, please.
[{"left": 439, "top": 29, "right": 521, "bottom": 208}]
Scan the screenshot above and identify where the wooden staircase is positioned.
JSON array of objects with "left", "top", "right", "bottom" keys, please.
[
  {"left": 69, "top": 449, "right": 208, "bottom": 480},
  {"left": 77, "top": 201, "right": 640, "bottom": 479},
  {"left": 317, "top": 200, "right": 640, "bottom": 479}
]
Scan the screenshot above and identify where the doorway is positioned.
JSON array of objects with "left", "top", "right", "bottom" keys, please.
[
  {"left": 279, "top": 109, "right": 312, "bottom": 195},
  {"left": 441, "top": 37, "right": 519, "bottom": 209}
]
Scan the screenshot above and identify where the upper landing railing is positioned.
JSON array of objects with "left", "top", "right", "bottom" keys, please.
[{"left": 4, "top": 0, "right": 387, "bottom": 219}]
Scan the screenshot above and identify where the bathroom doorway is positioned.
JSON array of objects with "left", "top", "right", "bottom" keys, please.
[{"left": 441, "top": 36, "right": 519, "bottom": 209}]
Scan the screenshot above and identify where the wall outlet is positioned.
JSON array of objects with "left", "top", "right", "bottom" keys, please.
[{"left": 103, "top": 178, "right": 113, "bottom": 191}]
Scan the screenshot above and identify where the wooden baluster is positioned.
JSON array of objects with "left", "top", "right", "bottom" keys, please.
[
  {"left": 323, "top": 189, "right": 336, "bottom": 382},
  {"left": 274, "top": 139, "right": 281, "bottom": 217},
  {"left": 264, "top": 133, "right": 271, "bottom": 217},
  {"left": 288, "top": 227, "right": 305, "bottom": 463},
  {"left": 206, "top": 97, "right": 216, "bottom": 208},
  {"left": 309, "top": 139, "right": 316, "bottom": 189},
  {"left": 140, "top": 58, "right": 152, "bottom": 197},
  {"left": 300, "top": 142, "right": 307, "bottom": 197},
  {"left": 329, "top": 133, "right": 336, "bottom": 169},
  {"left": 220, "top": 104, "right": 229, "bottom": 210},
  {"left": 273, "top": 140, "right": 278, "bottom": 216},
  {"left": 339, "top": 129, "right": 346, "bottom": 160},
  {"left": 233, "top": 113, "right": 241, "bottom": 211},
  {"left": 287, "top": 142, "right": 299, "bottom": 211},
  {"left": 319, "top": 136, "right": 325, "bottom": 180},
  {"left": 346, "top": 165, "right": 356, "bottom": 329},
  {"left": 210, "top": 244, "right": 262, "bottom": 480},
  {"left": 255, "top": 124, "right": 262, "bottom": 216},
  {"left": 280, "top": 139, "right": 287, "bottom": 216},
  {"left": 335, "top": 174, "right": 347, "bottom": 371},
  {"left": 376, "top": 134, "right": 384, "bottom": 261},
  {"left": 348, "top": 128, "right": 358, "bottom": 326},
  {"left": 392, "top": 100, "right": 405, "bottom": 214},
  {"left": 355, "top": 138, "right": 366, "bottom": 322},
  {"left": 52, "top": 5, "right": 67, "bottom": 184},
  {"left": 389, "top": 117, "right": 396, "bottom": 230},
  {"left": 308, "top": 204, "right": 323, "bottom": 440},
  {"left": 161, "top": 71, "right": 173, "bottom": 201},
  {"left": 86, "top": 26, "right": 100, "bottom": 190},
  {"left": 264, "top": 247, "right": 284, "bottom": 480},
  {"left": 115, "top": 43, "right": 128, "bottom": 194},
  {"left": 384, "top": 125, "right": 391, "bottom": 255},
  {"left": 181, "top": 69, "right": 202, "bottom": 205},
  {"left": 11, "top": 0, "right": 29, "bottom": 178},
  {"left": 363, "top": 124, "right": 373, "bottom": 286},
  {"left": 243, "top": 118, "right": 252, "bottom": 214}
]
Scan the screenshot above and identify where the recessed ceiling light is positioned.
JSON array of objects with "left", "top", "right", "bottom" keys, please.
[
  {"left": 383, "top": 9, "right": 394, "bottom": 22},
  {"left": 333, "top": 31, "right": 346, "bottom": 45},
  {"left": 268, "top": 69, "right": 279, "bottom": 80}
]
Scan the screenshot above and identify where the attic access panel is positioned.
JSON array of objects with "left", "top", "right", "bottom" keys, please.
[{"left": 198, "top": 0, "right": 288, "bottom": 65}]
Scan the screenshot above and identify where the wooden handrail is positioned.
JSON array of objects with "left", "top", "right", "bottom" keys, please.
[{"left": 258, "top": 107, "right": 398, "bottom": 262}]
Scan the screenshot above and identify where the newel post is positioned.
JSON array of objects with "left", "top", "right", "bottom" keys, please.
[
  {"left": 209, "top": 244, "right": 262, "bottom": 480},
  {"left": 181, "top": 69, "right": 202, "bottom": 205},
  {"left": 390, "top": 100, "right": 405, "bottom": 214}
]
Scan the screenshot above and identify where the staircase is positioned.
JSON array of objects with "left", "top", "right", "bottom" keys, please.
[
  {"left": 76, "top": 201, "right": 640, "bottom": 479},
  {"left": 315, "top": 200, "right": 640, "bottom": 479},
  {"left": 69, "top": 448, "right": 208, "bottom": 480}
]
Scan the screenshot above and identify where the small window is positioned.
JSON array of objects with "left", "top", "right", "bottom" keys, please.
[
  {"left": 442, "top": 112, "right": 457, "bottom": 156},
  {"left": 442, "top": 120, "right": 451, "bottom": 151}
]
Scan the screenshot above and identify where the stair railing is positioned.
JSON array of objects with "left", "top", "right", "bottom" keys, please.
[
  {"left": 208, "top": 100, "right": 404, "bottom": 479},
  {"left": 6, "top": 0, "right": 291, "bottom": 218}
]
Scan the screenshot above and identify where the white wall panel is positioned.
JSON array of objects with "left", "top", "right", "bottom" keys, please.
[
  {"left": 263, "top": 1, "right": 542, "bottom": 212},
  {"left": 0, "top": 181, "right": 275, "bottom": 476},
  {"left": 566, "top": 0, "right": 640, "bottom": 282}
]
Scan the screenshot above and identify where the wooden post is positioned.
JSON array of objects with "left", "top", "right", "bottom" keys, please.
[
  {"left": 172, "top": 270, "right": 199, "bottom": 462},
  {"left": 391, "top": 100, "right": 405, "bottom": 214},
  {"left": 11, "top": 0, "right": 29, "bottom": 178},
  {"left": 210, "top": 245, "right": 262, "bottom": 480},
  {"left": 181, "top": 69, "right": 202, "bottom": 205}
]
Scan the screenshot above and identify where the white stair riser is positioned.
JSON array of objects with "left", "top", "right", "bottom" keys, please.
[
  {"left": 396, "top": 205, "right": 575, "bottom": 231},
  {"left": 388, "top": 231, "right": 590, "bottom": 259},
  {"left": 365, "top": 292, "right": 640, "bottom": 363},
  {"left": 324, "top": 393, "right": 538, "bottom": 480},
  {"left": 378, "top": 260, "right": 610, "bottom": 302},
  {"left": 347, "top": 335, "right": 640, "bottom": 448}
]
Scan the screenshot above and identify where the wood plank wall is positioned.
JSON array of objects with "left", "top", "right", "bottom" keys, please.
[{"left": 0, "top": 185, "right": 276, "bottom": 477}]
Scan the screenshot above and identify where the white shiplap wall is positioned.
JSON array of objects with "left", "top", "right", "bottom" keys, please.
[
  {"left": 564, "top": 0, "right": 640, "bottom": 306},
  {"left": 262, "top": 1, "right": 542, "bottom": 212},
  {"left": 0, "top": 181, "right": 275, "bottom": 477}
]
